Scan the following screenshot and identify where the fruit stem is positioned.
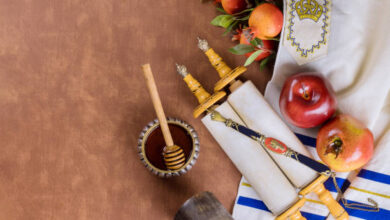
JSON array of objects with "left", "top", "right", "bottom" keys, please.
[
  {"left": 301, "top": 83, "right": 310, "bottom": 100},
  {"left": 261, "top": 48, "right": 274, "bottom": 53},
  {"left": 325, "top": 136, "right": 343, "bottom": 159}
]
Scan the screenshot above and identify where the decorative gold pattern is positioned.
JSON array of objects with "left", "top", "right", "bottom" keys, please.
[
  {"left": 286, "top": 0, "right": 330, "bottom": 57},
  {"left": 295, "top": 0, "right": 323, "bottom": 22},
  {"left": 209, "top": 110, "right": 227, "bottom": 122},
  {"left": 284, "top": 149, "right": 299, "bottom": 163},
  {"left": 269, "top": 139, "right": 286, "bottom": 152},
  {"left": 225, "top": 119, "right": 240, "bottom": 131},
  {"left": 251, "top": 135, "right": 265, "bottom": 144}
]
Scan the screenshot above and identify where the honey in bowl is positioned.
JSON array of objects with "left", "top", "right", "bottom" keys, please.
[
  {"left": 145, "top": 124, "right": 193, "bottom": 170},
  {"left": 138, "top": 118, "right": 199, "bottom": 177}
]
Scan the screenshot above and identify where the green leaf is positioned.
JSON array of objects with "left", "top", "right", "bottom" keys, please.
[
  {"left": 220, "top": 16, "right": 235, "bottom": 28},
  {"left": 216, "top": 7, "right": 227, "bottom": 14},
  {"left": 244, "top": 50, "right": 263, "bottom": 66},
  {"left": 232, "top": 8, "right": 254, "bottom": 16},
  {"left": 223, "top": 20, "right": 238, "bottom": 36},
  {"left": 211, "top": 15, "right": 224, "bottom": 26},
  {"left": 255, "top": 38, "right": 263, "bottom": 47},
  {"left": 233, "top": 15, "right": 250, "bottom": 21},
  {"left": 259, "top": 56, "right": 271, "bottom": 71},
  {"left": 250, "top": 39, "right": 258, "bottom": 47},
  {"left": 228, "top": 44, "right": 255, "bottom": 55},
  {"left": 250, "top": 38, "right": 263, "bottom": 47},
  {"left": 211, "top": 15, "right": 234, "bottom": 28}
]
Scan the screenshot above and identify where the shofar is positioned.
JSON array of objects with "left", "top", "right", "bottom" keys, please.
[
  {"left": 227, "top": 81, "right": 318, "bottom": 189},
  {"left": 202, "top": 101, "right": 299, "bottom": 216},
  {"left": 174, "top": 192, "right": 233, "bottom": 220}
]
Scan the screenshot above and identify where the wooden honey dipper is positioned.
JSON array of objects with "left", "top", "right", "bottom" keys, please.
[{"left": 142, "top": 64, "right": 186, "bottom": 170}]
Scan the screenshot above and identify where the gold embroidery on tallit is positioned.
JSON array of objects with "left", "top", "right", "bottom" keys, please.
[{"left": 295, "top": 0, "right": 323, "bottom": 22}]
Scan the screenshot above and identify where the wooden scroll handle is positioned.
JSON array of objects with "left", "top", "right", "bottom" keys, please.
[
  {"left": 289, "top": 211, "right": 306, "bottom": 220},
  {"left": 183, "top": 74, "right": 211, "bottom": 104},
  {"left": 205, "top": 48, "right": 232, "bottom": 78},
  {"left": 314, "top": 184, "right": 349, "bottom": 220},
  {"left": 142, "top": 64, "right": 174, "bottom": 147},
  {"left": 276, "top": 198, "right": 306, "bottom": 220},
  {"left": 300, "top": 175, "right": 349, "bottom": 220},
  {"left": 198, "top": 38, "right": 232, "bottom": 78}
]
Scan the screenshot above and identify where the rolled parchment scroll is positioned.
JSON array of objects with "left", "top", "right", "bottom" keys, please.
[
  {"left": 227, "top": 81, "right": 318, "bottom": 189},
  {"left": 202, "top": 102, "right": 299, "bottom": 215}
]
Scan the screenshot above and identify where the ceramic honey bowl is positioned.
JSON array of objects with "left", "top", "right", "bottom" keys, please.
[{"left": 138, "top": 117, "right": 199, "bottom": 178}]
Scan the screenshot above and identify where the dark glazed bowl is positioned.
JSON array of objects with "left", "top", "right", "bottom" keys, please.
[{"left": 138, "top": 117, "right": 199, "bottom": 178}]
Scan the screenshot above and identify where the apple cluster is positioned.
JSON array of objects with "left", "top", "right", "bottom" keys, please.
[{"left": 279, "top": 73, "right": 374, "bottom": 172}]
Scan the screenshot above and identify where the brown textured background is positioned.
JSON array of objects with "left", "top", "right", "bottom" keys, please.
[{"left": 0, "top": 0, "right": 271, "bottom": 219}]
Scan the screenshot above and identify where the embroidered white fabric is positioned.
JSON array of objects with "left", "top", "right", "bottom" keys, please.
[
  {"left": 233, "top": 0, "right": 390, "bottom": 219},
  {"left": 283, "top": 0, "right": 331, "bottom": 65}
]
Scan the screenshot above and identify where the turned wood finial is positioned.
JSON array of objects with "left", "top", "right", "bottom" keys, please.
[
  {"left": 197, "top": 37, "right": 246, "bottom": 92},
  {"left": 276, "top": 198, "right": 307, "bottom": 220},
  {"left": 176, "top": 64, "right": 226, "bottom": 118},
  {"left": 176, "top": 63, "right": 188, "bottom": 77},
  {"left": 197, "top": 37, "right": 232, "bottom": 78},
  {"left": 197, "top": 37, "right": 210, "bottom": 52},
  {"left": 176, "top": 63, "right": 211, "bottom": 104}
]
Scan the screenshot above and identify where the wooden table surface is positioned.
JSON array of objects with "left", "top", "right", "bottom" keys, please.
[{"left": 0, "top": 1, "right": 272, "bottom": 219}]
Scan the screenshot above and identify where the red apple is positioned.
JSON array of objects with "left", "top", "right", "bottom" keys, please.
[
  {"left": 221, "top": 0, "right": 247, "bottom": 15},
  {"left": 316, "top": 114, "right": 374, "bottom": 172},
  {"left": 279, "top": 73, "right": 337, "bottom": 128}
]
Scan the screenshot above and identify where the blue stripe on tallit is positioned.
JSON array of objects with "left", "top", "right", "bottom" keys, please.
[
  {"left": 237, "top": 133, "right": 390, "bottom": 219},
  {"left": 324, "top": 177, "right": 350, "bottom": 193},
  {"left": 358, "top": 169, "right": 390, "bottom": 185},
  {"left": 236, "top": 196, "right": 326, "bottom": 219},
  {"left": 291, "top": 152, "right": 330, "bottom": 174},
  {"left": 236, "top": 196, "right": 271, "bottom": 212},
  {"left": 295, "top": 133, "right": 316, "bottom": 147},
  {"left": 236, "top": 196, "right": 390, "bottom": 219},
  {"left": 301, "top": 211, "right": 327, "bottom": 220}
]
